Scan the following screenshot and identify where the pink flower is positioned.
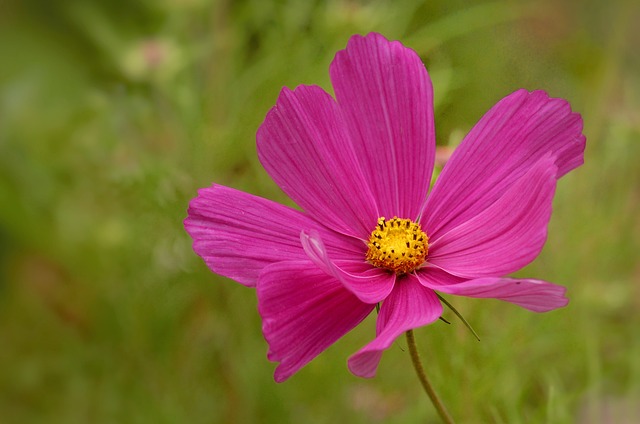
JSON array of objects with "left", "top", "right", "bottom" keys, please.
[{"left": 185, "top": 33, "right": 585, "bottom": 382}]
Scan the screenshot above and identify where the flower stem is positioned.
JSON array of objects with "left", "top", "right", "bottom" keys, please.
[{"left": 405, "top": 330, "right": 455, "bottom": 424}]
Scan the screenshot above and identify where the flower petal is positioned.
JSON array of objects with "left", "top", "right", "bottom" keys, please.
[
  {"left": 184, "top": 185, "right": 362, "bottom": 287},
  {"left": 347, "top": 275, "right": 443, "bottom": 378},
  {"left": 423, "top": 89, "right": 585, "bottom": 239},
  {"left": 257, "top": 85, "right": 379, "bottom": 238},
  {"left": 300, "top": 230, "right": 395, "bottom": 304},
  {"left": 415, "top": 265, "right": 467, "bottom": 287},
  {"left": 258, "top": 261, "right": 374, "bottom": 382},
  {"left": 428, "top": 155, "right": 557, "bottom": 278},
  {"left": 419, "top": 276, "right": 568, "bottom": 312},
  {"left": 330, "top": 32, "right": 436, "bottom": 219}
]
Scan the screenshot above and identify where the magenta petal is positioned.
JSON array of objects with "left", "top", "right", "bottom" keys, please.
[
  {"left": 428, "top": 155, "right": 557, "bottom": 278},
  {"left": 301, "top": 230, "right": 395, "bottom": 304},
  {"left": 347, "top": 275, "right": 443, "bottom": 378},
  {"left": 184, "top": 185, "right": 362, "bottom": 287},
  {"left": 330, "top": 32, "right": 436, "bottom": 219},
  {"left": 423, "top": 89, "right": 585, "bottom": 239},
  {"left": 258, "top": 261, "right": 374, "bottom": 382},
  {"left": 415, "top": 265, "right": 468, "bottom": 288},
  {"left": 257, "top": 85, "right": 379, "bottom": 238},
  {"left": 420, "top": 276, "right": 568, "bottom": 312}
]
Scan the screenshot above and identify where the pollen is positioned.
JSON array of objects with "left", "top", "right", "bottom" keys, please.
[{"left": 365, "top": 217, "right": 428, "bottom": 275}]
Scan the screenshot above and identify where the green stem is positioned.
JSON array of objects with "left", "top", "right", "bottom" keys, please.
[{"left": 405, "top": 330, "right": 455, "bottom": 424}]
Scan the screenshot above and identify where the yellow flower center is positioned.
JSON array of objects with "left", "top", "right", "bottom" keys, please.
[{"left": 365, "top": 217, "right": 428, "bottom": 275}]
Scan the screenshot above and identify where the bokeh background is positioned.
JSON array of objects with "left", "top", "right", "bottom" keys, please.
[{"left": 1, "top": 0, "right": 639, "bottom": 422}]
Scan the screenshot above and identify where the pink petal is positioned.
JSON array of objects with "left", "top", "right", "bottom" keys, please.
[
  {"left": 257, "top": 85, "right": 379, "bottom": 238},
  {"left": 300, "top": 230, "right": 395, "bottom": 304},
  {"left": 330, "top": 32, "right": 436, "bottom": 219},
  {"left": 415, "top": 265, "right": 467, "bottom": 287},
  {"left": 184, "top": 185, "right": 362, "bottom": 287},
  {"left": 428, "top": 155, "right": 557, "bottom": 278},
  {"left": 347, "top": 275, "right": 443, "bottom": 378},
  {"left": 419, "top": 276, "right": 569, "bottom": 312},
  {"left": 423, "top": 89, "right": 585, "bottom": 239},
  {"left": 257, "top": 261, "right": 374, "bottom": 382}
]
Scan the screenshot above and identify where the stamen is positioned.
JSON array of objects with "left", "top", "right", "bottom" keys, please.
[{"left": 365, "top": 217, "right": 428, "bottom": 275}]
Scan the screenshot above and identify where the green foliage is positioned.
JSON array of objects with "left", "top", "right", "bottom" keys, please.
[{"left": 1, "top": 0, "right": 639, "bottom": 422}]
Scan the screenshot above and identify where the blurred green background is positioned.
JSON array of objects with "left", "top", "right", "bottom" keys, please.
[{"left": 1, "top": 0, "right": 638, "bottom": 422}]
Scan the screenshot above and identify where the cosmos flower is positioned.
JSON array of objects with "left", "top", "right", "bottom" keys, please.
[{"left": 185, "top": 33, "right": 585, "bottom": 382}]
